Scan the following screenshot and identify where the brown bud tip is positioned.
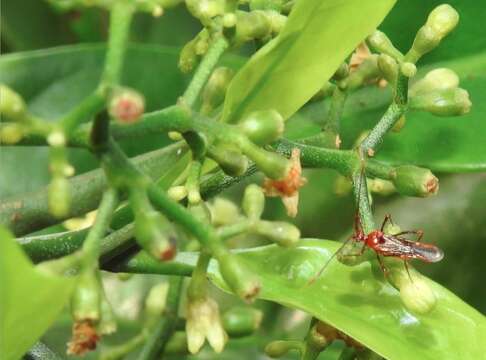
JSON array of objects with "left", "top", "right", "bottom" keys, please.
[
  {"left": 67, "top": 320, "right": 100, "bottom": 356},
  {"left": 426, "top": 176, "right": 439, "bottom": 195},
  {"left": 109, "top": 88, "right": 145, "bottom": 124},
  {"left": 160, "top": 244, "right": 177, "bottom": 261}
]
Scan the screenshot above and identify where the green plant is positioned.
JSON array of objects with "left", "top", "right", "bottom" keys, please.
[{"left": 1, "top": 1, "right": 485, "bottom": 359}]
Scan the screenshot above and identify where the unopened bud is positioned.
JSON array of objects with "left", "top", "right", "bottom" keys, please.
[
  {"left": 427, "top": 4, "right": 459, "bottom": 39},
  {"left": 168, "top": 185, "right": 188, "bottom": 201},
  {"left": 223, "top": 307, "right": 263, "bottom": 337},
  {"left": 210, "top": 198, "right": 240, "bottom": 226},
  {"left": 134, "top": 211, "right": 176, "bottom": 260},
  {"left": 344, "top": 55, "right": 380, "bottom": 90},
  {"left": 242, "top": 184, "right": 265, "bottom": 220},
  {"left": 367, "top": 30, "right": 403, "bottom": 60},
  {"left": 409, "top": 88, "right": 471, "bottom": 116},
  {"left": 377, "top": 54, "right": 398, "bottom": 86},
  {"left": 239, "top": 109, "right": 285, "bottom": 145},
  {"left": 145, "top": 282, "right": 170, "bottom": 317},
  {"left": 332, "top": 63, "right": 349, "bottom": 81},
  {"left": 392, "top": 165, "right": 439, "bottom": 197},
  {"left": 189, "top": 202, "right": 211, "bottom": 224},
  {"left": 48, "top": 176, "right": 70, "bottom": 218},
  {"left": 179, "top": 38, "right": 199, "bottom": 73},
  {"left": 235, "top": 10, "right": 272, "bottom": 43},
  {"left": 0, "top": 85, "right": 27, "bottom": 121},
  {"left": 409, "top": 68, "right": 459, "bottom": 96},
  {"left": 186, "top": 0, "right": 225, "bottom": 23},
  {"left": 241, "top": 142, "right": 290, "bottom": 180},
  {"left": 109, "top": 88, "right": 145, "bottom": 124},
  {"left": 218, "top": 254, "right": 261, "bottom": 302},
  {"left": 399, "top": 276, "right": 437, "bottom": 314},
  {"left": 47, "top": 130, "right": 66, "bottom": 147},
  {"left": 265, "top": 340, "right": 303, "bottom": 358},
  {"left": 207, "top": 143, "right": 249, "bottom": 177},
  {"left": 0, "top": 123, "right": 23, "bottom": 144},
  {"left": 168, "top": 131, "right": 183, "bottom": 141},
  {"left": 71, "top": 270, "right": 101, "bottom": 322},
  {"left": 201, "top": 67, "right": 234, "bottom": 114},
  {"left": 223, "top": 13, "right": 237, "bottom": 28},
  {"left": 254, "top": 220, "right": 300, "bottom": 247},
  {"left": 391, "top": 115, "right": 406, "bottom": 132},
  {"left": 367, "top": 178, "right": 395, "bottom": 196}
]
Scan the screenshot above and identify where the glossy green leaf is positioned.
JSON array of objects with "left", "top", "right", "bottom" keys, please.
[
  {"left": 0, "top": 227, "right": 76, "bottom": 360},
  {"left": 221, "top": 0, "right": 396, "bottom": 123},
  {"left": 205, "top": 240, "right": 485, "bottom": 360}
]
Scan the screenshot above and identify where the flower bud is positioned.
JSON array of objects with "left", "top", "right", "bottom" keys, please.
[
  {"left": 242, "top": 184, "right": 265, "bottom": 220},
  {"left": 71, "top": 270, "right": 101, "bottom": 322},
  {"left": 168, "top": 185, "right": 188, "bottom": 201},
  {"left": 134, "top": 210, "right": 177, "bottom": 260},
  {"left": 218, "top": 253, "right": 261, "bottom": 302},
  {"left": 0, "top": 85, "right": 27, "bottom": 121},
  {"left": 0, "top": 123, "right": 23, "bottom": 144},
  {"left": 207, "top": 143, "right": 249, "bottom": 177},
  {"left": 265, "top": 340, "right": 303, "bottom": 358},
  {"left": 377, "top": 54, "right": 398, "bottom": 86},
  {"left": 108, "top": 87, "right": 145, "bottom": 124},
  {"left": 409, "top": 68, "right": 459, "bottom": 96},
  {"left": 391, "top": 115, "right": 406, "bottom": 132},
  {"left": 145, "top": 282, "right": 169, "bottom": 317},
  {"left": 409, "top": 88, "right": 471, "bottom": 116},
  {"left": 367, "top": 178, "right": 395, "bottom": 196},
  {"left": 254, "top": 220, "right": 300, "bottom": 247},
  {"left": 239, "top": 109, "right": 285, "bottom": 145},
  {"left": 367, "top": 30, "right": 403, "bottom": 60},
  {"left": 399, "top": 277, "right": 437, "bottom": 314},
  {"left": 201, "top": 67, "right": 234, "bottom": 114},
  {"left": 344, "top": 55, "right": 380, "bottom": 90},
  {"left": 240, "top": 141, "right": 290, "bottom": 180},
  {"left": 392, "top": 165, "right": 439, "bottom": 197},
  {"left": 332, "top": 62, "right": 349, "bottom": 81},
  {"left": 48, "top": 176, "right": 71, "bottom": 218},
  {"left": 179, "top": 38, "right": 199, "bottom": 73},
  {"left": 426, "top": 4, "right": 459, "bottom": 39},
  {"left": 189, "top": 202, "right": 212, "bottom": 224},
  {"left": 223, "top": 307, "right": 263, "bottom": 337},
  {"left": 235, "top": 10, "right": 272, "bottom": 43},
  {"left": 186, "top": 0, "right": 225, "bottom": 24},
  {"left": 210, "top": 197, "right": 241, "bottom": 226},
  {"left": 400, "top": 62, "right": 417, "bottom": 78},
  {"left": 407, "top": 25, "right": 441, "bottom": 63}
]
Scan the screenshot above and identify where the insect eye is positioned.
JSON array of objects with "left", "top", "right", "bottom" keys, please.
[{"left": 378, "top": 237, "right": 386, "bottom": 244}]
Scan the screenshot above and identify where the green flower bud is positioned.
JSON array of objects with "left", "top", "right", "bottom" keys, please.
[
  {"left": 108, "top": 87, "right": 145, "bottom": 124},
  {"left": 409, "top": 68, "right": 459, "bottom": 96},
  {"left": 179, "top": 38, "right": 199, "bottom": 73},
  {"left": 344, "top": 55, "right": 380, "bottom": 90},
  {"left": 168, "top": 185, "right": 188, "bottom": 201},
  {"left": 406, "top": 25, "right": 441, "bottom": 63},
  {"left": 239, "top": 109, "right": 285, "bottom": 145},
  {"left": 134, "top": 211, "right": 177, "bottom": 260},
  {"left": 186, "top": 0, "right": 225, "bottom": 23},
  {"left": 367, "top": 30, "right": 403, "bottom": 60},
  {"left": 207, "top": 143, "right": 249, "bottom": 177},
  {"left": 240, "top": 141, "right": 290, "bottom": 180},
  {"left": 168, "top": 131, "right": 183, "bottom": 141},
  {"left": 426, "top": 4, "right": 459, "bottom": 39},
  {"left": 99, "top": 292, "right": 117, "bottom": 335},
  {"left": 235, "top": 10, "right": 272, "bottom": 44},
  {"left": 367, "top": 178, "right": 395, "bottom": 196},
  {"left": 391, "top": 115, "right": 406, "bottom": 132},
  {"left": 71, "top": 270, "right": 101, "bottom": 322},
  {"left": 145, "top": 282, "right": 169, "bottom": 317},
  {"left": 222, "top": 307, "right": 263, "bottom": 337},
  {"left": 392, "top": 165, "right": 439, "bottom": 197},
  {"left": 409, "top": 88, "right": 471, "bottom": 116},
  {"left": 399, "top": 276, "right": 437, "bottom": 314},
  {"left": 254, "top": 220, "right": 300, "bottom": 247},
  {"left": 242, "top": 184, "right": 265, "bottom": 220},
  {"left": 48, "top": 176, "right": 71, "bottom": 218},
  {"left": 0, "top": 123, "right": 23, "bottom": 144},
  {"left": 201, "top": 67, "right": 234, "bottom": 114},
  {"left": 189, "top": 202, "right": 212, "bottom": 224},
  {"left": 210, "top": 198, "right": 241, "bottom": 226},
  {"left": 265, "top": 340, "right": 303, "bottom": 358},
  {"left": 0, "top": 85, "right": 27, "bottom": 121},
  {"left": 218, "top": 253, "right": 261, "bottom": 302},
  {"left": 332, "top": 62, "right": 349, "bottom": 81},
  {"left": 400, "top": 62, "right": 417, "bottom": 78},
  {"left": 377, "top": 54, "right": 398, "bottom": 86}
]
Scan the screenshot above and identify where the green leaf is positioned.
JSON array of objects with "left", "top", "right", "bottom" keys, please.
[
  {"left": 221, "top": 0, "right": 396, "bottom": 123},
  {"left": 0, "top": 226, "right": 76, "bottom": 360},
  {"left": 205, "top": 240, "right": 486, "bottom": 360}
]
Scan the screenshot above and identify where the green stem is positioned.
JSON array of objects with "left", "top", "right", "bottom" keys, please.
[
  {"left": 217, "top": 220, "right": 252, "bottom": 240},
  {"left": 187, "top": 251, "right": 211, "bottom": 299},
  {"left": 101, "top": 331, "right": 147, "bottom": 360},
  {"left": 136, "top": 276, "right": 183, "bottom": 360},
  {"left": 81, "top": 188, "right": 119, "bottom": 266},
  {"left": 60, "top": 91, "right": 106, "bottom": 134},
  {"left": 353, "top": 170, "right": 374, "bottom": 234},
  {"left": 182, "top": 36, "right": 229, "bottom": 108}
]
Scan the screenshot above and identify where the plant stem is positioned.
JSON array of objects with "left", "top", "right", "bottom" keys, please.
[
  {"left": 81, "top": 188, "right": 119, "bottom": 267},
  {"left": 182, "top": 36, "right": 229, "bottom": 108},
  {"left": 187, "top": 250, "right": 211, "bottom": 299},
  {"left": 60, "top": 91, "right": 106, "bottom": 134},
  {"left": 136, "top": 276, "right": 183, "bottom": 360}
]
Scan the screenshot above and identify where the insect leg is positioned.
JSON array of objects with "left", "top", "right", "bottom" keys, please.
[
  {"left": 376, "top": 254, "right": 389, "bottom": 278},
  {"left": 380, "top": 214, "right": 394, "bottom": 231},
  {"left": 403, "top": 260, "right": 413, "bottom": 283},
  {"left": 394, "top": 230, "right": 424, "bottom": 242}
]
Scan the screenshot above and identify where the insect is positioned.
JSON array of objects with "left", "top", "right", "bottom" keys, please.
[{"left": 309, "top": 172, "right": 444, "bottom": 283}]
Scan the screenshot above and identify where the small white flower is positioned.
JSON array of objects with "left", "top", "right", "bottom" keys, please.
[{"left": 186, "top": 296, "right": 228, "bottom": 354}]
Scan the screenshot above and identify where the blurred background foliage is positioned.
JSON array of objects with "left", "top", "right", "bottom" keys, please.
[{"left": 1, "top": 0, "right": 485, "bottom": 358}]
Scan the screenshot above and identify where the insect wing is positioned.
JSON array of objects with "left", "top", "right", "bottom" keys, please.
[
  {"left": 409, "top": 242, "right": 444, "bottom": 263},
  {"left": 375, "top": 235, "right": 415, "bottom": 257}
]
